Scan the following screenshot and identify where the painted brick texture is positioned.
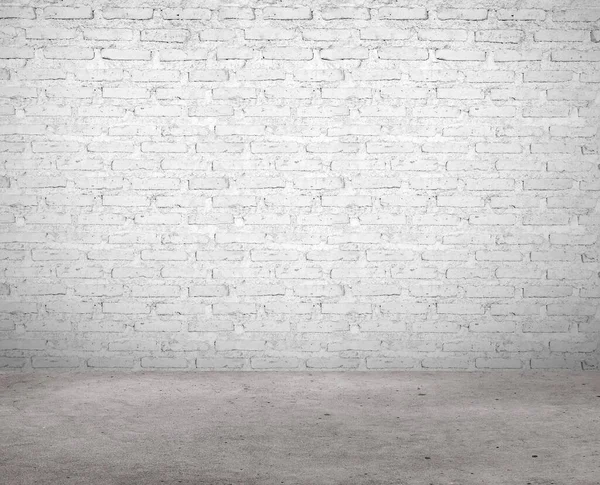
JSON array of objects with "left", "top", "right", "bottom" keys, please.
[{"left": 0, "top": 0, "right": 599, "bottom": 371}]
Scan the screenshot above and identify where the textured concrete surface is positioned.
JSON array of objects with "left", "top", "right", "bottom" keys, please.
[
  {"left": 1, "top": 0, "right": 600, "bottom": 370},
  {"left": 1, "top": 371, "right": 599, "bottom": 484}
]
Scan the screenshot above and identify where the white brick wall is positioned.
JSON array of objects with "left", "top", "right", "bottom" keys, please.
[{"left": 1, "top": 0, "right": 599, "bottom": 371}]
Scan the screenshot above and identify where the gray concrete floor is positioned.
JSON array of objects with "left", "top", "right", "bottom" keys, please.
[{"left": 0, "top": 372, "right": 599, "bottom": 485}]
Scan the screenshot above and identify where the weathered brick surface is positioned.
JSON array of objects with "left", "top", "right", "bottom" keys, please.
[{"left": 0, "top": 0, "right": 599, "bottom": 371}]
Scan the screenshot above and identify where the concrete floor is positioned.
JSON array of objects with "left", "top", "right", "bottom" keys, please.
[{"left": 0, "top": 372, "right": 599, "bottom": 485}]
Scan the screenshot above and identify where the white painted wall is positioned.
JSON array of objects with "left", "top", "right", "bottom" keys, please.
[{"left": 1, "top": 1, "right": 599, "bottom": 370}]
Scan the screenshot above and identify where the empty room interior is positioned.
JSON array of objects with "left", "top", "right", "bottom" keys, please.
[{"left": 0, "top": 0, "right": 599, "bottom": 484}]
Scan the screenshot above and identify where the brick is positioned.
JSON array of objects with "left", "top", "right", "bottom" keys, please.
[
  {"left": 494, "top": 50, "right": 542, "bottom": 62},
  {"left": 476, "top": 358, "right": 522, "bottom": 369},
  {"left": 26, "top": 28, "right": 77, "bottom": 40},
  {"left": 0, "top": 48, "right": 34, "bottom": 59},
  {"left": 438, "top": 304, "right": 484, "bottom": 315},
  {"left": 78, "top": 106, "right": 125, "bottom": 117},
  {"left": 217, "top": 7, "right": 253, "bottom": 20},
  {"left": 535, "top": 30, "right": 589, "bottom": 42},
  {"left": 141, "top": 29, "right": 189, "bottom": 43},
  {"left": 497, "top": 9, "right": 545, "bottom": 21},
  {"left": 263, "top": 7, "right": 312, "bottom": 20},
  {"left": 261, "top": 84, "right": 311, "bottom": 98},
  {"left": 523, "top": 105, "right": 570, "bottom": 118},
  {"left": 524, "top": 71, "right": 573, "bottom": 82},
  {"left": 547, "top": 89, "right": 596, "bottom": 101},
  {"left": 418, "top": 29, "right": 468, "bottom": 41},
  {"left": 436, "top": 50, "right": 486, "bottom": 61},
  {"left": 438, "top": 9, "right": 488, "bottom": 20},
  {"left": 466, "top": 286, "right": 515, "bottom": 298},
  {"left": 196, "top": 358, "right": 244, "bottom": 369},
  {"left": 103, "top": 302, "right": 150, "bottom": 314},
  {"left": 476, "top": 30, "right": 524, "bottom": 43},
  {"left": 44, "top": 48, "right": 94, "bottom": 60},
  {"left": 549, "top": 126, "right": 596, "bottom": 137},
  {"left": 469, "top": 106, "right": 516, "bottom": 117},
  {"left": 213, "top": 87, "right": 257, "bottom": 99},
  {"left": 476, "top": 142, "right": 522, "bottom": 153},
  {"left": 200, "top": 29, "right": 236, "bottom": 41},
  {"left": 103, "top": 87, "right": 149, "bottom": 99},
  {"left": 102, "top": 8, "right": 154, "bottom": 20},
  {"left": 321, "top": 48, "right": 368, "bottom": 60},
  {"left": 490, "top": 304, "right": 540, "bottom": 316},
  {"left": 0, "top": 358, "right": 27, "bottom": 368},
  {"left": 438, "top": 88, "right": 483, "bottom": 99},
  {"left": 322, "top": 8, "right": 370, "bottom": 20},
  {"left": 0, "top": 7, "right": 35, "bottom": 19},
  {"left": 360, "top": 28, "right": 412, "bottom": 40},
  {"left": 141, "top": 357, "right": 187, "bottom": 369},
  {"left": 547, "top": 304, "right": 596, "bottom": 316},
  {"left": 379, "top": 47, "right": 428, "bottom": 60},
  {"left": 245, "top": 28, "right": 295, "bottom": 40},
  {"left": 189, "top": 105, "right": 234, "bottom": 117},
  {"left": 162, "top": 8, "right": 211, "bottom": 20},
  {"left": 32, "top": 357, "right": 79, "bottom": 368},
  {"left": 422, "top": 357, "right": 469, "bottom": 369},
  {"left": 45, "top": 7, "right": 93, "bottom": 19},
  {"left": 159, "top": 49, "right": 209, "bottom": 61},
  {"left": 87, "top": 357, "right": 134, "bottom": 369},
  {"left": 551, "top": 51, "right": 600, "bottom": 62},
  {"left": 469, "top": 215, "right": 516, "bottom": 225},
  {"left": 142, "top": 142, "right": 187, "bottom": 153},
  {"left": 83, "top": 29, "right": 133, "bottom": 41},
  {"left": 252, "top": 358, "right": 301, "bottom": 369},
  {"left": 265, "top": 47, "right": 313, "bottom": 60},
  {"left": 379, "top": 7, "right": 428, "bottom": 20},
  {"left": 101, "top": 49, "right": 151, "bottom": 61},
  {"left": 323, "top": 303, "right": 372, "bottom": 314},
  {"left": 553, "top": 10, "right": 600, "bottom": 22}
]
